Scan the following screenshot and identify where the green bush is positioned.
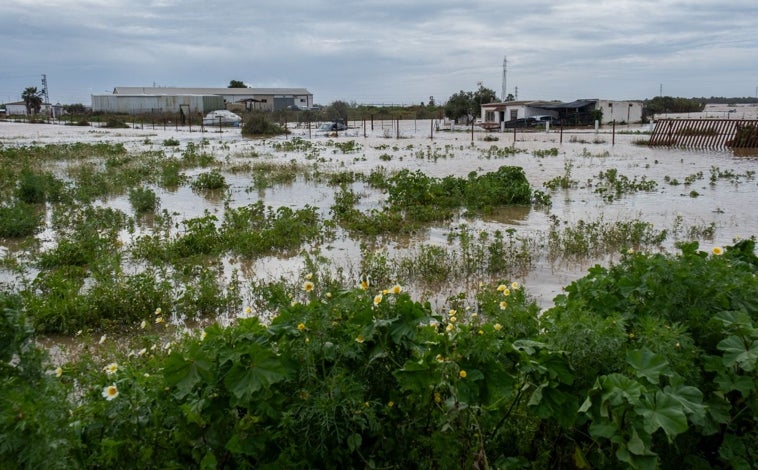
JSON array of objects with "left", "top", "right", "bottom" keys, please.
[
  {"left": 241, "top": 111, "right": 287, "bottom": 136},
  {"left": 128, "top": 186, "right": 158, "bottom": 214},
  {"left": 191, "top": 170, "right": 227, "bottom": 190},
  {"left": 0, "top": 202, "right": 42, "bottom": 238}
]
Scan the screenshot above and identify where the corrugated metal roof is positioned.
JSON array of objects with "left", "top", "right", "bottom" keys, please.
[
  {"left": 113, "top": 87, "right": 312, "bottom": 96},
  {"left": 538, "top": 100, "right": 597, "bottom": 109}
]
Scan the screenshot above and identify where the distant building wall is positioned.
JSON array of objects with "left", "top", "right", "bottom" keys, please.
[
  {"left": 91, "top": 94, "right": 224, "bottom": 114},
  {"left": 597, "top": 100, "right": 643, "bottom": 124}
]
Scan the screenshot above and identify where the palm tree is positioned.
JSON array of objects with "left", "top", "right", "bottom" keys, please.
[{"left": 21, "top": 87, "right": 43, "bottom": 115}]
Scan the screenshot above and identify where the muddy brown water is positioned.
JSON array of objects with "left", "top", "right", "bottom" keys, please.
[{"left": 2, "top": 120, "right": 757, "bottom": 317}]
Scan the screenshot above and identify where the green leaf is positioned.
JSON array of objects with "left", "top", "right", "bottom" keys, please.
[
  {"left": 718, "top": 336, "right": 758, "bottom": 372},
  {"left": 200, "top": 451, "right": 217, "bottom": 470},
  {"left": 599, "top": 374, "right": 645, "bottom": 409},
  {"left": 663, "top": 384, "right": 705, "bottom": 421},
  {"left": 223, "top": 344, "right": 292, "bottom": 402},
  {"left": 163, "top": 354, "right": 212, "bottom": 399},
  {"left": 588, "top": 422, "right": 619, "bottom": 439},
  {"left": 634, "top": 391, "right": 688, "bottom": 441},
  {"left": 627, "top": 348, "right": 670, "bottom": 384},
  {"left": 394, "top": 359, "right": 438, "bottom": 394},
  {"left": 347, "top": 433, "right": 362, "bottom": 452}
]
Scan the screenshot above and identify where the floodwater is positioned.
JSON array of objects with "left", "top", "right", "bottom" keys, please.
[{"left": 2, "top": 116, "right": 758, "bottom": 311}]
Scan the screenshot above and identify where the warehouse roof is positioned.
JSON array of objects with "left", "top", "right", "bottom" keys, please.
[{"left": 113, "top": 87, "right": 311, "bottom": 95}]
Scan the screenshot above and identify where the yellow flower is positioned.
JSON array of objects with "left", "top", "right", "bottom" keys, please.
[
  {"left": 470, "top": 313, "right": 478, "bottom": 319},
  {"left": 200, "top": 330, "right": 207, "bottom": 341},
  {"left": 503, "top": 288, "right": 511, "bottom": 297},
  {"left": 459, "top": 370, "right": 467, "bottom": 379},
  {"left": 391, "top": 284, "right": 402, "bottom": 294},
  {"left": 712, "top": 246, "right": 724, "bottom": 256},
  {"left": 499, "top": 301, "right": 507, "bottom": 310},
  {"left": 326, "top": 292, "right": 333, "bottom": 299},
  {"left": 102, "top": 384, "right": 119, "bottom": 401},
  {"left": 494, "top": 323, "right": 503, "bottom": 331},
  {"left": 627, "top": 248, "right": 635, "bottom": 254},
  {"left": 449, "top": 316, "right": 457, "bottom": 323},
  {"left": 140, "top": 320, "right": 147, "bottom": 329},
  {"left": 373, "top": 294, "right": 383, "bottom": 306},
  {"left": 511, "top": 281, "right": 520, "bottom": 290},
  {"left": 103, "top": 363, "right": 118, "bottom": 375},
  {"left": 449, "top": 309, "right": 457, "bottom": 316},
  {"left": 434, "top": 392, "right": 442, "bottom": 403},
  {"left": 303, "top": 281, "right": 314, "bottom": 292},
  {"left": 55, "top": 367, "right": 63, "bottom": 378},
  {"left": 382, "top": 289, "right": 389, "bottom": 295},
  {"left": 387, "top": 401, "right": 394, "bottom": 408},
  {"left": 305, "top": 273, "right": 313, "bottom": 280},
  {"left": 478, "top": 329, "right": 484, "bottom": 335},
  {"left": 155, "top": 316, "right": 164, "bottom": 324},
  {"left": 244, "top": 306, "right": 252, "bottom": 315},
  {"left": 496, "top": 284, "right": 507, "bottom": 292},
  {"left": 154, "top": 307, "right": 162, "bottom": 315},
  {"left": 435, "top": 354, "right": 445, "bottom": 363},
  {"left": 356, "top": 335, "right": 365, "bottom": 343},
  {"left": 305, "top": 337, "right": 310, "bottom": 343},
  {"left": 445, "top": 323, "right": 454, "bottom": 332},
  {"left": 297, "top": 323, "right": 306, "bottom": 331}
]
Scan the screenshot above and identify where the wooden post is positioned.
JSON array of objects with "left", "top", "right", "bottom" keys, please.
[
  {"left": 612, "top": 120, "right": 616, "bottom": 146},
  {"left": 559, "top": 125, "right": 563, "bottom": 144},
  {"left": 430, "top": 119, "right": 434, "bottom": 141}
]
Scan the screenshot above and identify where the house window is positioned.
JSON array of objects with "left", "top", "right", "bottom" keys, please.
[
  {"left": 510, "top": 110, "right": 518, "bottom": 120},
  {"left": 260, "top": 99, "right": 267, "bottom": 103},
  {"left": 485, "top": 111, "right": 494, "bottom": 122},
  {"left": 300, "top": 98, "right": 305, "bottom": 102}
]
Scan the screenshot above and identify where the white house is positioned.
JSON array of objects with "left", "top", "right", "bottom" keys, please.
[
  {"left": 481, "top": 99, "right": 643, "bottom": 127},
  {"left": 4, "top": 100, "right": 54, "bottom": 116}
]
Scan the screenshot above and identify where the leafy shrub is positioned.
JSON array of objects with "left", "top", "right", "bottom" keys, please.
[
  {"left": 0, "top": 202, "right": 42, "bottom": 238},
  {"left": 191, "top": 170, "right": 228, "bottom": 190},
  {"left": 162, "top": 138, "right": 180, "bottom": 147},
  {"left": 103, "top": 118, "right": 129, "bottom": 128},
  {"left": 241, "top": 112, "right": 287, "bottom": 136},
  {"left": 128, "top": 186, "right": 158, "bottom": 214}
]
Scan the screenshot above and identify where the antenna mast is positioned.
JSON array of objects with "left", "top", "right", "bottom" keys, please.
[
  {"left": 41, "top": 74, "right": 50, "bottom": 104},
  {"left": 501, "top": 56, "right": 507, "bottom": 101}
]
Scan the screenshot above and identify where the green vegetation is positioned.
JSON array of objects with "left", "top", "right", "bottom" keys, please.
[
  {"left": 2, "top": 240, "right": 757, "bottom": 468},
  {"left": 241, "top": 111, "right": 287, "bottom": 136}
]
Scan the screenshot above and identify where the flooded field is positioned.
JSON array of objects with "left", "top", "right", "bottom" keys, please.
[{"left": 1, "top": 117, "right": 757, "bottom": 315}]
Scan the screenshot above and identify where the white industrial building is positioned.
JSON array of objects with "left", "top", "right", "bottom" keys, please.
[{"left": 92, "top": 87, "right": 313, "bottom": 114}]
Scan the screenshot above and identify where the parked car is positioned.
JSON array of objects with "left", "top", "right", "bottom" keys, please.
[
  {"left": 202, "top": 110, "right": 241, "bottom": 126},
  {"left": 318, "top": 120, "right": 348, "bottom": 132},
  {"left": 532, "top": 115, "right": 561, "bottom": 127},
  {"left": 503, "top": 117, "right": 537, "bottom": 128}
]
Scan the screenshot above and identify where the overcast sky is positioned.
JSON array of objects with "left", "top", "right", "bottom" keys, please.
[{"left": 1, "top": 0, "right": 756, "bottom": 106}]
